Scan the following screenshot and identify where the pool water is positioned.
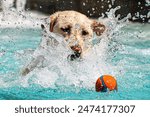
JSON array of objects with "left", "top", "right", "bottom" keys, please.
[{"left": 0, "top": 23, "right": 150, "bottom": 100}]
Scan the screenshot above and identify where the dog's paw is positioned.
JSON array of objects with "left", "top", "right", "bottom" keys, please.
[{"left": 21, "top": 68, "right": 30, "bottom": 76}]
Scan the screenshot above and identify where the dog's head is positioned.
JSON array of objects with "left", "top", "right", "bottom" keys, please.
[{"left": 49, "top": 11, "right": 106, "bottom": 59}]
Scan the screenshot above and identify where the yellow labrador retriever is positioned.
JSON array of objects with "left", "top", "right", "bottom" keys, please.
[{"left": 22, "top": 10, "right": 106, "bottom": 76}]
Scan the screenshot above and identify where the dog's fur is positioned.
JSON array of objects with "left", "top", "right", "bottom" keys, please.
[
  {"left": 22, "top": 10, "right": 106, "bottom": 76},
  {"left": 50, "top": 11, "right": 105, "bottom": 55}
]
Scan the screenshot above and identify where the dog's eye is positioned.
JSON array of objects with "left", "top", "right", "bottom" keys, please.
[
  {"left": 82, "top": 30, "right": 89, "bottom": 36},
  {"left": 61, "top": 27, "right": 71, "bottom": 34}
]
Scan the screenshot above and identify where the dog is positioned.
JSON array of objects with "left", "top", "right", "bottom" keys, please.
[{"left": 22, "top": 10, "right": 106, "bottom": 76}]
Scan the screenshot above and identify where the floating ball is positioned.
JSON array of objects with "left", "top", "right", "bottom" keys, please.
[{"left": 95, "top": 75, "right": 117, "bottom": 92}]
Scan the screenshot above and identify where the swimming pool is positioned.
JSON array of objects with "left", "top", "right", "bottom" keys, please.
[{"left": 0, "top": 22, "right": 150, "bottom": 100}]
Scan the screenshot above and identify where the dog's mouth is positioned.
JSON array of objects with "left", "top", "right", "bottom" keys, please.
[
  {"left": 68, "top": 52, "right": 81, "bottom": 61},
  {"left": 68, "top": 46, "right": 82, "bottom": 61}
]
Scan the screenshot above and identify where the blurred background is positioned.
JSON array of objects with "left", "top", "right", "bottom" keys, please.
[{"left": 0, "top": 0, "right": 150, "bottom": 22}]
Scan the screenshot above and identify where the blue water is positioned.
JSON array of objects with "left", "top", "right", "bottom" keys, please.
[{"left": 0, "top": 23, "right": 150, "bottom": 100}]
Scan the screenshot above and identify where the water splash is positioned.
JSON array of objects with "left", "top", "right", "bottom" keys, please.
[
  {"left": 26, "top": 9, "right": 127, "bottom": 90},
  {"left": 0, "top": 4, "right": 128, "bottom": 91},
  {"left": 0, "top": 0, "right": 46, "bottom": 28},
  {"left": 16, "top": 0, "right": 26, "bottom": 12}
]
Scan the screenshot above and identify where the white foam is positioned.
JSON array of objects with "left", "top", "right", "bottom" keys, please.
[
  {"left": 0, "top": 9, "right": 48, "bottom": 28},
  {"left": 19, "top": 34, "right": 118, "bottom": 90}
]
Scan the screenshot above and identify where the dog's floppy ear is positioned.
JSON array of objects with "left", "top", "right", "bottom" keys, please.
[
  {"left": 91, "top": 21, "right": 106, "bottom": 36},
  {"left": 50, "top": 14, "right": 58, "bottom": 32}
]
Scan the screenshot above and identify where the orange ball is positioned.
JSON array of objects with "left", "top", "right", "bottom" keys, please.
[{"left": 95, "top": 75, "right": 118, "bottom": 92}]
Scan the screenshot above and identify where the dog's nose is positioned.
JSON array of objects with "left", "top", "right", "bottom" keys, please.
[{"left": 71, "top": 46, "right": 81, "bottom": 53}]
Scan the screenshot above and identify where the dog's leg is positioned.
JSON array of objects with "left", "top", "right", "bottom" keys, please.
[
  {"left": 21, "top": 55, "right": 45, "bottom": 76},
  {"left": 21, "top": 24, "right": 49, "bottom": 76}
]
